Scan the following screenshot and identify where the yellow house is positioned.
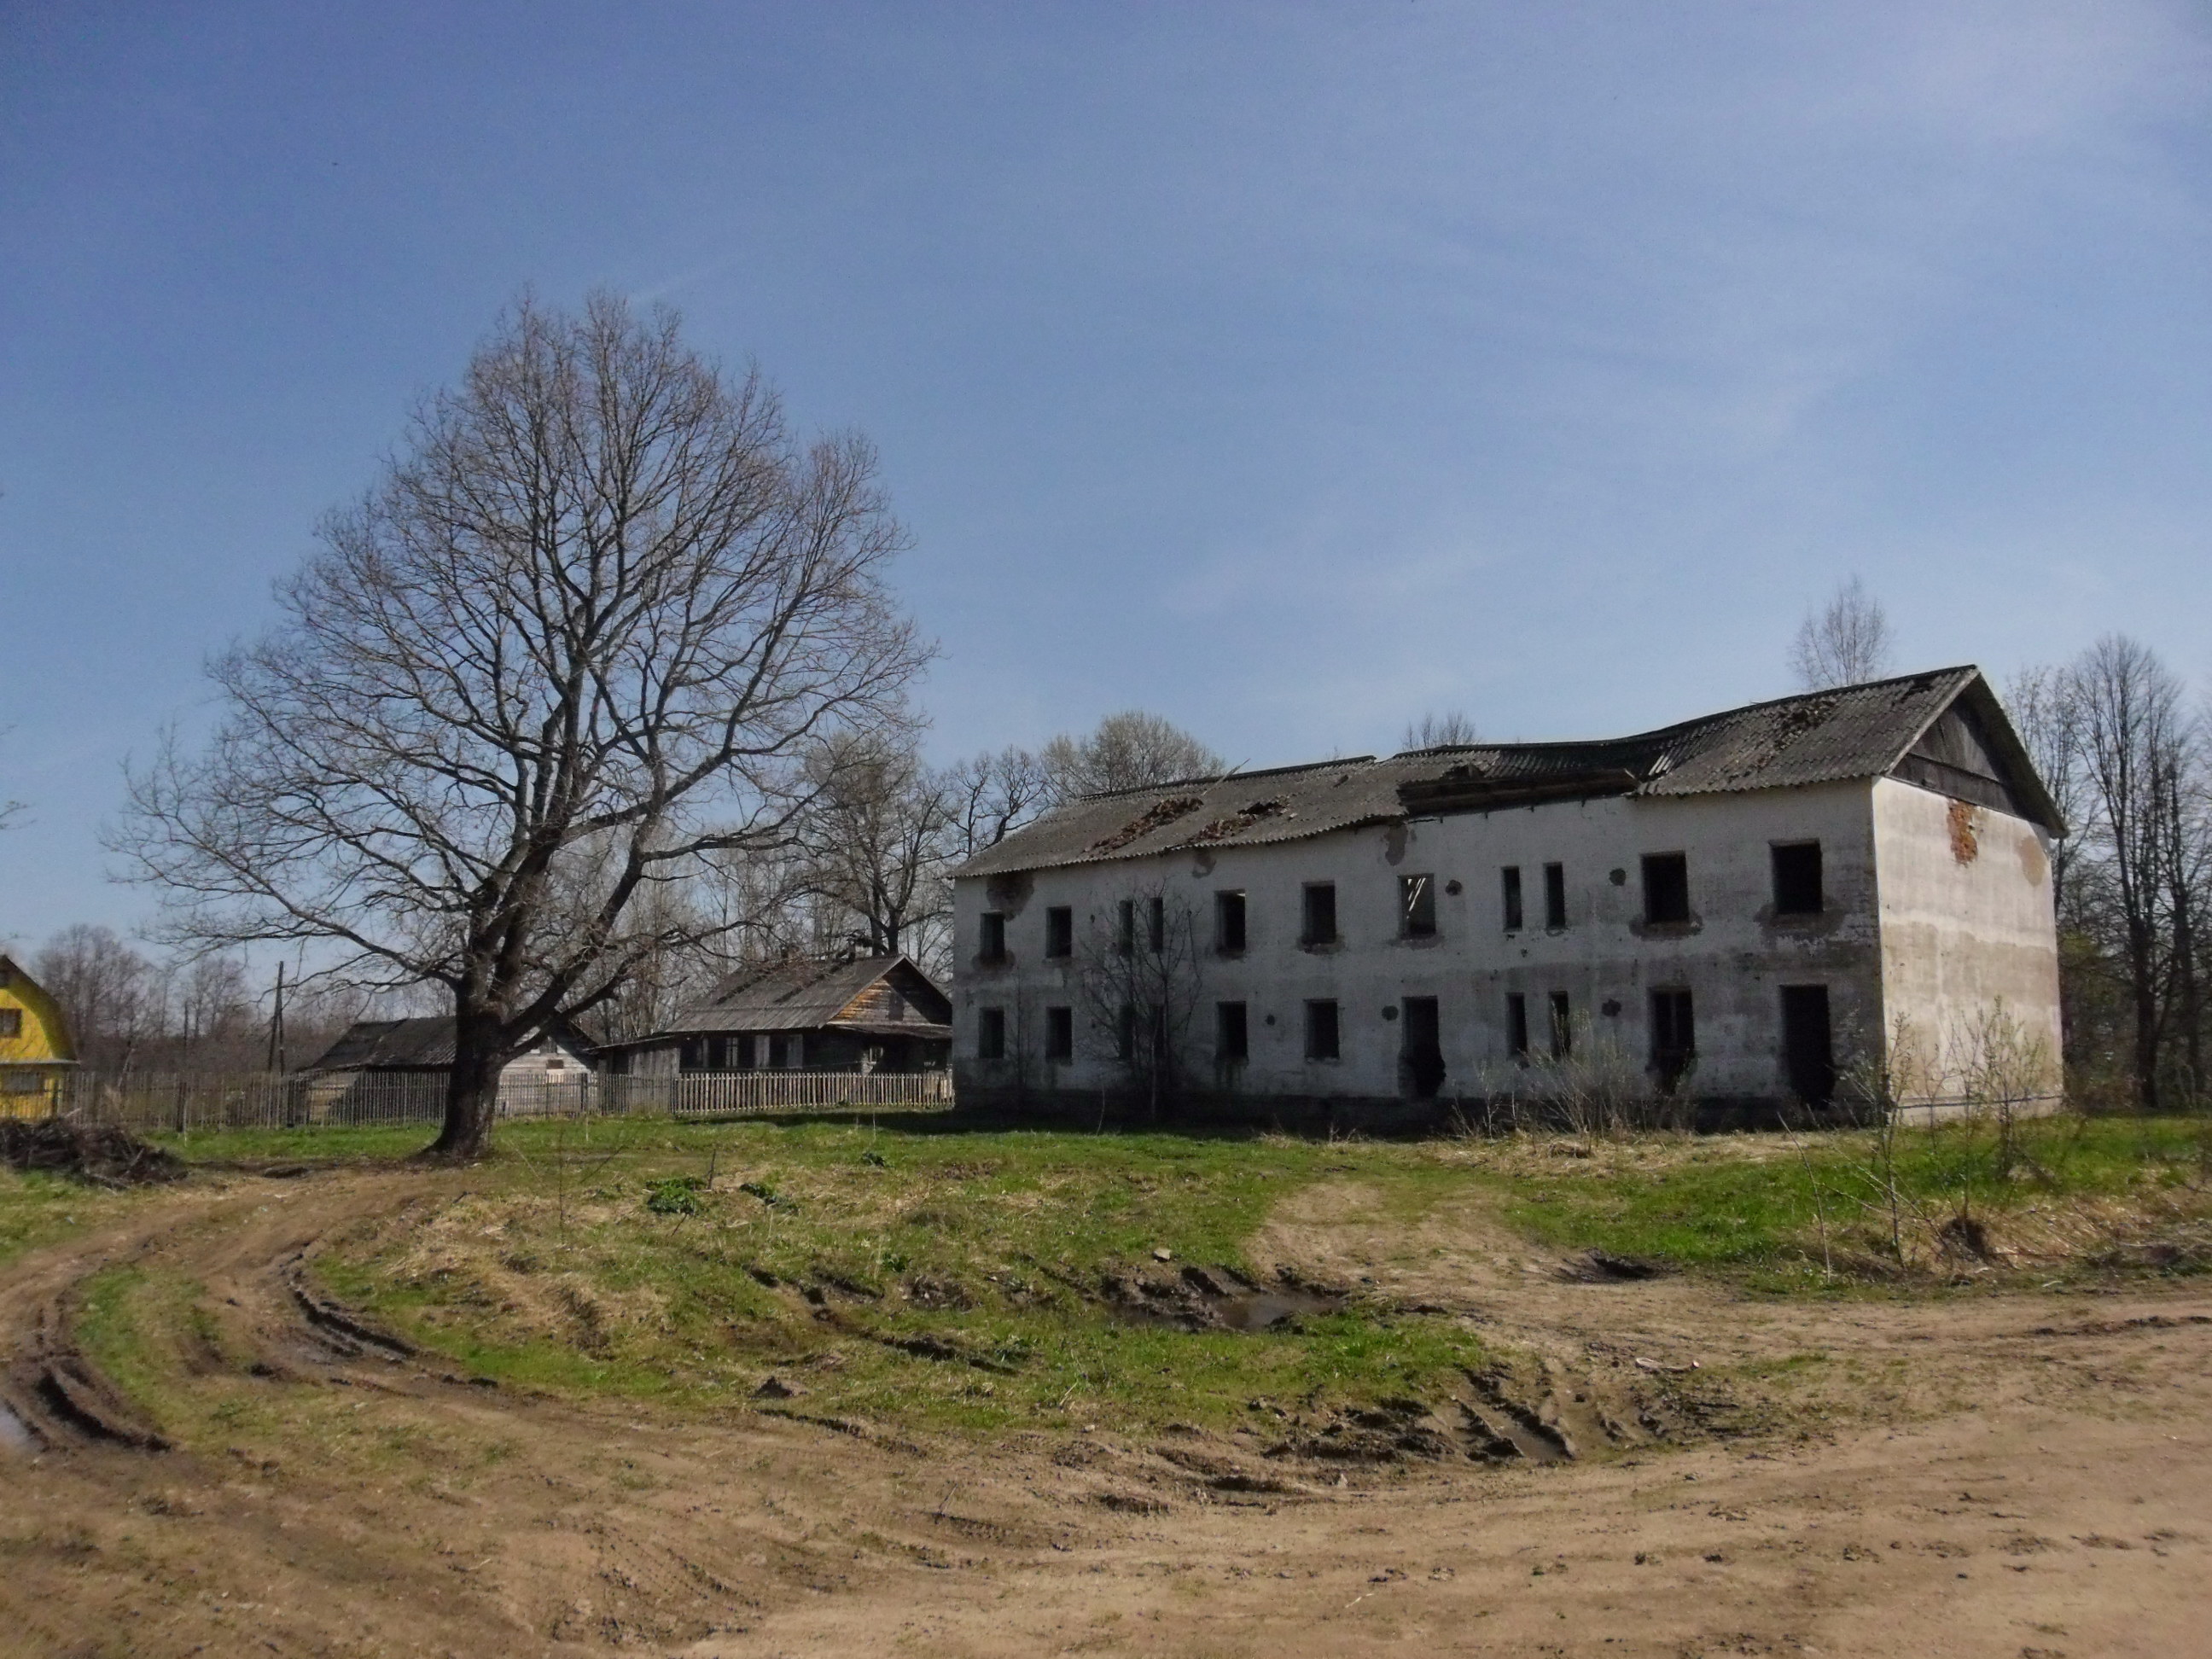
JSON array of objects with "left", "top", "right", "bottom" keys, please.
[{"left": 0, "top": 952, "right": 76, "bottom": 1117}]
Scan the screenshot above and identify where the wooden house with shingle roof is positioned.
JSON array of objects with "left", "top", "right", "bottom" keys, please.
[{"left": 598, "top": 953, "right": 951, "bottom": 1078}]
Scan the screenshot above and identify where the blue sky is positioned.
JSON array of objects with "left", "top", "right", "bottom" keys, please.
[{"left": 3, "top": 1, "right": 2209, "bottom": 947}]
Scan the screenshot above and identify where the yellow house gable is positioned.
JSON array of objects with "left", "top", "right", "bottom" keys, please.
[{"left": 0, "top": 953, "right": 75, "bottom": 1115}]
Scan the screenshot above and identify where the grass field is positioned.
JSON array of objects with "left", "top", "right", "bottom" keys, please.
[{"left": 14, "top": 1110, "right": 2211, "bottom": 1441}]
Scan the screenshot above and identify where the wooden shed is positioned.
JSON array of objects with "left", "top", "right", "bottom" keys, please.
[{"left": 600, "top": 954, "right": 952, "bottom": 1078}]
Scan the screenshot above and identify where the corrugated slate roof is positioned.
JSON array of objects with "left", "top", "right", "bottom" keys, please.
[{"left": 959, "top": 667, "right": 2058, "bottom": 880}]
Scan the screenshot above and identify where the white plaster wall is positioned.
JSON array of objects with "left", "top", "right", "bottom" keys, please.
[
  {"left": 1871, "top": 777, "right": 2064, "bottom": 1103},
  {"left": 953, "top": 779, "right": 1889, "bottom": 1105}
]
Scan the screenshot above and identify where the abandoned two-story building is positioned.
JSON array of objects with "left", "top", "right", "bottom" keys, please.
[{"left": 950, "top": 668, "right": 2064, "bottom": 1125}]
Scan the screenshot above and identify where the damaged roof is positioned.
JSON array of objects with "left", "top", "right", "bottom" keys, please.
[{"left": 958, "top": 667, "right": 2062, "bottom": 880}]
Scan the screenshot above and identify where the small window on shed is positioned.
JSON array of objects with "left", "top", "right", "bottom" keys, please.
[
  {"left": 1500, "top": 865, "right": 1524, "bottom": 931},
  {"left": 679, "top": 1037, "right": 706, "bottom": 1073},
  {"left": 977, "top": 1007, "right": 1007, "bottom": 1061},
  {"left": 1045, "top": 905, "right": 1073, "bottom": 958},
  {"left": 1400, "top": 873, "right": 1437, "bottom": 938},
  {"left": 1045, "top": 1005, "right": 1074, "bottom": 1061},
  {"left": 1302, "top": 882, "right": 1338, "bottom": 946},
  {"left": 1772, "top": 842, "right": 1824, "bottom": 917},
  {"left": 1304, "top": 999, "right": 1341, "bottom": 1062},
  {"left": 1216, "top": 890, "right": 1247, "bottom": 954},
  {"left": 1641, "top": 853, "right": 1691, "bottom": 925},
  {"left": 1544, "top": 862, "right": 1568, "bottom": 930},
  {"left": 0, "top": 1009, "right": 20, "bottom": 1039},
  {"left": 980, "top": 911, "right": 1008, "bottom": 962}
]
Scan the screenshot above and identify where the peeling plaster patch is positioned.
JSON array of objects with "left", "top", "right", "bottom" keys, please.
[
  {"left": 2017, "top": 834, "right": 2048, "bottom": 888},
  {"left": 1947, "top": 799, "right": 1981, "bottom": 864}
]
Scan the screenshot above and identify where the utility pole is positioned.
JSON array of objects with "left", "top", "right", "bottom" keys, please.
[{"left": 265, "top": 961, "right": 286, "bottom": 1075}]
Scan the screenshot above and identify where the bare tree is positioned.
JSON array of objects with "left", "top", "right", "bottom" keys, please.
[
  {"left": 1042, "top": 712, "right": 1221, "bottom": 801},
  {"left": 34, "top": 925, "right": 160, "bottom": 1074},
  {"left": 1790, "top": 576, "right": 1895, "bottom": 690},
  {"left": 2069, "top": 635, "right": 2190, "bottom": 1110},
  {"left": 943, "top": 746, "right": 1051, "bottom": 859},
  {"left": 795, "top": 729, "right": 952, "bottom": 961},
  {"left": 117, "top": 294, "right": 930, "bottom": 1156},
  {"left": 1400, "top": 710, "right": 1480, "bottom": 750}
]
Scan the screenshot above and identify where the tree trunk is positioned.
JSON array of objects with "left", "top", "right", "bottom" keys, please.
[
  {"left": 428, "top": 1008, "right": 505, "bottom": 1159},
  {"left": 2132, "top": 940, "right": 2162, "bottom": 1115}
]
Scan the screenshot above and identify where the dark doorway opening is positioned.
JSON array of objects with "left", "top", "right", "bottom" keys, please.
[
  {"left": 1781, "top": 985, "right": 1835, "bottom": 1107},
  {"left": 1400, "top": 996, "right": 1445, "bottom": 1099}
]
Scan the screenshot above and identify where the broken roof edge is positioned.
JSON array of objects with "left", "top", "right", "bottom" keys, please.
[
  {"left": 1389, "top": 664, "right": 1982, "bottom": 761},
  {"left": 1065, "top": 755, "right": 1379, "bottom": 804}
]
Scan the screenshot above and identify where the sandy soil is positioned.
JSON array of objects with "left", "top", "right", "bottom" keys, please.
[{"left": 1, "top": 1167, "right": 2207, "bottom": 1658}]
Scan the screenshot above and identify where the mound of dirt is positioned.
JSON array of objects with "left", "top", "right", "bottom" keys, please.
[{"left": 0, "top": 1120, "right": 187, "bottom": 1187}]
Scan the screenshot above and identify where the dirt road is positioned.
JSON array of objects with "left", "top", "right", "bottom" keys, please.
[{"left": 2, "top": 1167, "right": 2206, "bottom": 1657}]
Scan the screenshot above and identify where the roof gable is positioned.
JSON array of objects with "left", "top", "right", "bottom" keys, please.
[{"left": 0, "top": 953, "right": 75, "bottom": 1064}]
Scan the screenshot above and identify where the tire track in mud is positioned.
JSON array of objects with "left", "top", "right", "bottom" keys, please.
[{"left": 6, "top": 1168, "right": 2212, "bottom": 1658}]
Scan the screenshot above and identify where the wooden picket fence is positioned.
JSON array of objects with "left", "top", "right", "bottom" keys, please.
[{"left": 37, "top": 1068, "right": 952, "bottom": 1133}]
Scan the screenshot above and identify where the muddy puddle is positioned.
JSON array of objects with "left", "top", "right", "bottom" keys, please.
[{"left": 1107, "top": 1266, "right": 1342, "bottom": 1333}]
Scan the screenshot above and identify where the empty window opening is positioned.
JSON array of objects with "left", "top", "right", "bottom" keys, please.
[
  {"left": 1780, "top": 985, "right": 1835, "bottom": 1106},
  {"left": 1505, "top": 992, "right": 1530, "bottom": 1058},
  {"left": 1642, "top": 853, "right": 1691, "bottom": 925},
  {"left": 1045, "top": 1004, "right": 1074, "bottom": 1061},
  {"left": 1400, "top": 995, "right": 1445, "bottom": 1100},
  {"left": 1216, "top": 1001, "right": 1249, "bottom": 1063},
  {"left": 1501, "top": 865, "right": 1524, "bottom": 931},
  {"left": 1650, "top": 989, "right": 1695, "bottom": 1090},
  {"left": 1544, "top": 863, "right": 1568, "bottom": 930},
  {"left": 768, "top": 1033, "right": 795, "bottom": 1068},
  {"left": 1773, "top": 842, "right": 1824, "bottom": 917},
  {"left": 1115, "top": 1002, "right": 1135, "bottom": 1062},
  {"left": 1301, "top": 882, "right": 1338, "bottom": 946},
  {"left": 1216, "top": 890, "right": 1247, "bottom": 954},
  {"left": 1045, "top": 905, "right": 1073, "bottom": 958},
  {"left": 979, "top": 911, "right": 1008, "bottom": 962},
  {"left": 1116, "top": 899, "right": 1135, "bottom": 957},
  {"left": 0, "top": 1009, "right": 20, "bottom": 1039},
  {"left": 977, "top": 1008, "right": 1007, "bottom": 1061},
  {"left": 735, "top": 1034, "right": 758, "bottom": 1069},
  {"left": 1549, "top": 991, "right": 1573, "bottom": 1058},
  {"left": 1147, "top": 895, "right": 1165, "bottom": 953},
  {"left": 1305, "top": 999, "right": 1341, "bottom": 1062},
  {"left": 1401, "top": 872, "right": 1437, "bottom": 938}
]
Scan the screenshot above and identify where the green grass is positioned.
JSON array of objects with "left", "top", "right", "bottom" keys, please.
[
  {"left": 14, "top": 1109, "right": 2210, "bottom": 1442},
  {"left": 0, "top": 1170, "right": 135, "bottom": 1270},
  {"left": 300, "top": 1117, "right": 1497, "bottom": 1432},
  {"left": 1493, "top": 1113, "right": 2212, "bottom": 1289}
]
